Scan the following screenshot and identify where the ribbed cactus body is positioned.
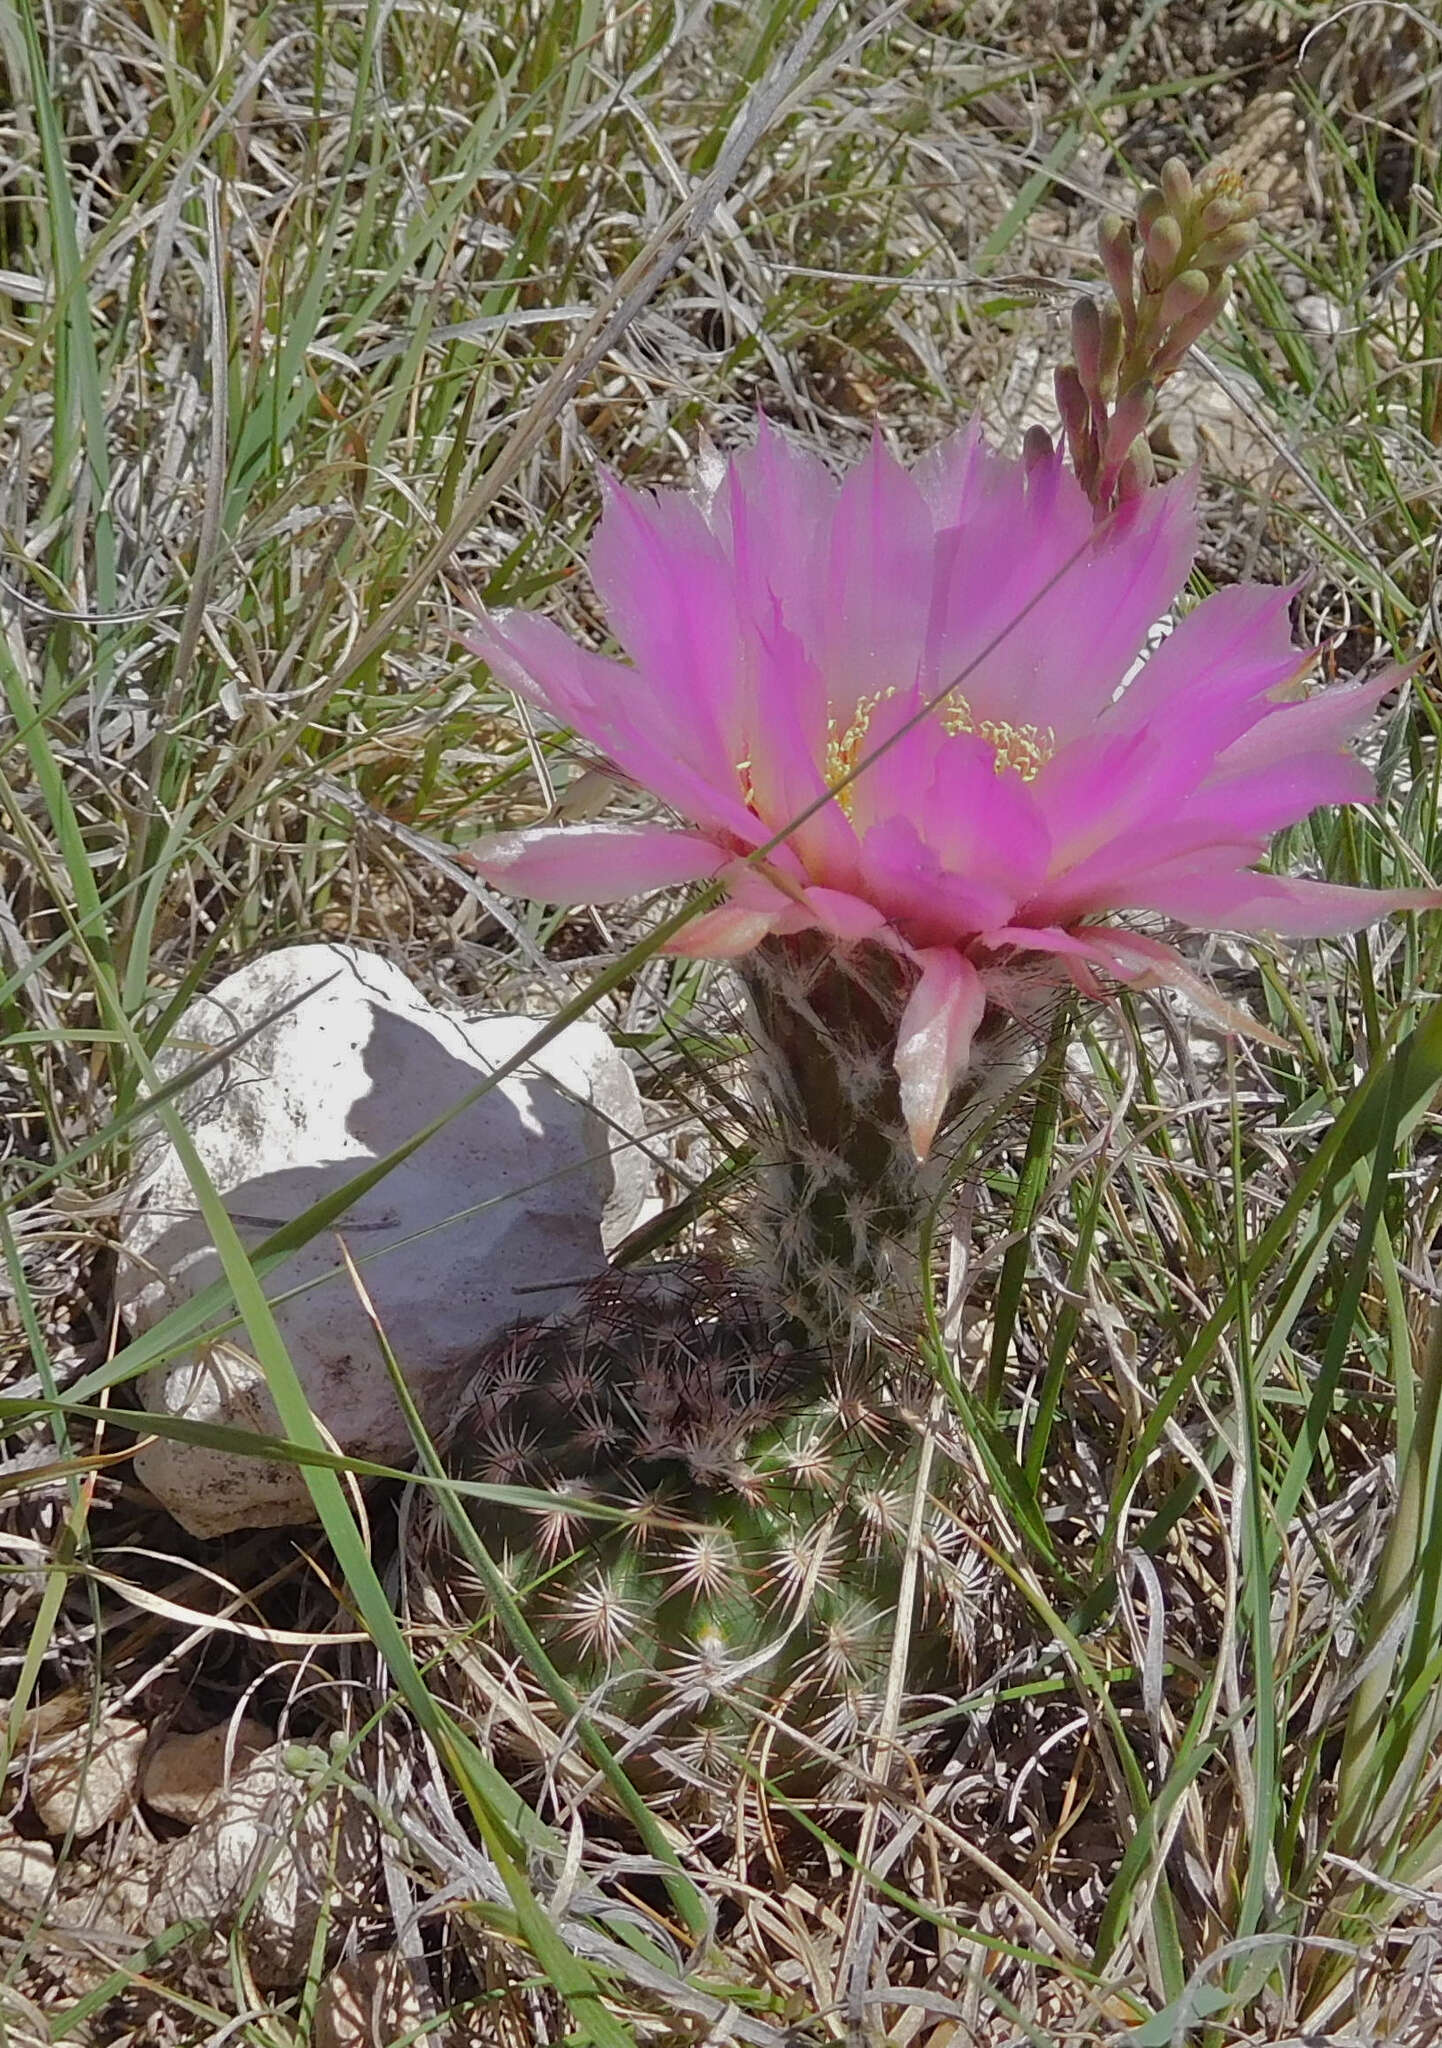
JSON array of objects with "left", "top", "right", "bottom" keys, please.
[
  {"left": 742, "top": 933, "right": 1017, "bottom": 1342},
  {"left": 431, "top": 1265, "right": 983, "bottom": 1795}
]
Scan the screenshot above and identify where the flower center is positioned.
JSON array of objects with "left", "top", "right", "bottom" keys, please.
[{"left": 821, "top": 689, "right": 1055, "bottom": 812}]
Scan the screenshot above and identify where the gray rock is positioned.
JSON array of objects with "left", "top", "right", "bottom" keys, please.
[{"left": 119, "top": 944, "right": 650, "bottom": 1536}]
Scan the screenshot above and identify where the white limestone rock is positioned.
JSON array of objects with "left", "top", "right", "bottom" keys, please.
[
  {"left": 29, "top": 1714, "right": 147, "bottom": 1839},
  {"left": 314, "top": 1951, "right": 432, "bottom": 2048},
  {"left": 142, "top": 1716, "right": 274, "bottom": 1824},
  {"left": 158, "top": 1743, "right": 374, "bottom": 1988},
  {"left": 118, "top": 944, "right": 650, "bottom": 1536}
]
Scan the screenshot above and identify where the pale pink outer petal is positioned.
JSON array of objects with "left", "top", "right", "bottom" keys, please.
[
  {"left": 893, "top": 948, "right": 987, "bottom": 1160},
  {"left": 663, "top": 903, "right": 783, "bottom": 958},
  {"left": 816, "top": 434, "right": 936, "bottom": 716},
  {"left": 588, "top": 479, "right": 747, "bottom": 766},
  {"left": 980, "top": 923, "right": 1112, "bottom": 961},
  {"left": 465, "top": 610, "right": 766, "bottom": 848},
  {"left": 1137, "top": 870, "right": 1442, "bottom": 938},
  {"left": 467, "top": 824, "right": 727, "bottom": 904},
  {"left": 800, "top": 886, "right": 891, "bottom": 940}
]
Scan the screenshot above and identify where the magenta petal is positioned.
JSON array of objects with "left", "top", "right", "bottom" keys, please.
[
  {"left": 894, "top": 948, "right": 987, "bottom": 1160},
  {"left": 468, "top": 824, "right": 726, "bottom": 904},
  {"left": 1141, "top": 869, "right": 1442, "bottom": 937}
]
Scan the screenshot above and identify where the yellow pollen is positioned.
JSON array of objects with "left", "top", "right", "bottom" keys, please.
[{"left": 812, "top": 688, "right": 1054, "bottom": 814}]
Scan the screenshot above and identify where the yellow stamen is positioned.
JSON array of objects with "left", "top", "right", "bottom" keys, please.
[
  {"left": 816, "top": 688, "right": 1055, "bottom": 814},
  {"left": 942, "top": 699, "right": 1056, "bottom": 782}
]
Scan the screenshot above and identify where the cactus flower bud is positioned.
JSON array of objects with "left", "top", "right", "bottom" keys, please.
[
  {"left": 1022, "top": 424, "right": 1055, "bottom": 468},
  {"left": 1142, "top": 213, "right": 1183, "bottom": 286},
  {"left": 1136, "top": 186, "right": 1168, "bottom": 235},
  {"left": 1153, "top": 280, "right": 1232, "bottom": 374},
  {"left": 1098, "top": 212, "right": 1136, "bottom": 328},
  {"left": 1198, "top": 194, "right": 1239, "bottom": 237},
  {"left": 1193, "top": 221, "right": 1258, "bottom": 274},
  {"left": 1159, "top": 267, "right": 1213, "bottom": 330},
  {"left": 1160, "top": 157, "right": 1194, "bottom": 217},
  {"left": 1103, "top": 378, "right": 1156, "bottom": 469},
  {"left": 1054, "top": 364, "right": 1091, "bottom": 444},
  {"left": 1097, "top": 305, "right": 1124, "bottom": 396},
  {"left": 1116, "top": 437, "right": 1158, "bottom": 501},
  {"left": 1070, "top": 295, "right": 1103, "bottom": 398}
]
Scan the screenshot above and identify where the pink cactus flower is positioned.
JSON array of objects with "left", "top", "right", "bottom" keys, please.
[{"left": 465, "top": 422, "right": 1435, "bottom": 1157}]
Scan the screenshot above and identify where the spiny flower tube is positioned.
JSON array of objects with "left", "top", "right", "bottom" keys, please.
[{"left": 466, "top": 421, "right": 1435, "bottom": 1179}]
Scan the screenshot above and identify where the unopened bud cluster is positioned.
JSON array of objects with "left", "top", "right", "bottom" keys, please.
[{"left": 1055, "top": 158, "right": 1262, "bottom": 513}]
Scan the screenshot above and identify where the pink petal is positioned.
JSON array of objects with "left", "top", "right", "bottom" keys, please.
[
  {"left": 742, "top": 611, "right": 860, "bottom": 886},
  {"left": 817, "top": 433, "right": 935, "bottom": 715},
  {"left": 1030, "top": 589, "right": 1338, "bottom": 893},
  {"left": 1209, "top": 671, "right": 1401, "bottom": 779},
  {"left": 714, "top": 415, "right": 837, "bottom": 652},
  {"left": 1106, "top": 581, "right": 1305, "bottom": 735},
  {"left": 663, "top": 902, "right": 783, "bottom": 959},
  {"left": 912, "top": 417, "right": 1009, "bottom": 528},
  {"left": 589, "top": 478, "right": 746, "bottom": 767},
  {"left": 465, "top": 609, "right": 765, "bottom": 848},
  {"left": 859, "top": 813, "right": 1017, "bottom": 942},
  {"left": 918, "top": 457, "right": 1196, "bottom": 744},
  {"left": 917, "top": 732, "right": 1052, "bottom": 899},
  {"left": 462, "top": 608, "right": 615, "bottom": 728},
  {"left": 1139, "top": 869, "right": 1442, "bottom": 937},
  {"left": 893, "top": 948, "right": 987, "bottom": 1160},
  {"left": 467, "top": 824, "right": 726, "bottom": 904},
  {"left": 1031, "top": 749, "right": 1378, "bottom": 925}
]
